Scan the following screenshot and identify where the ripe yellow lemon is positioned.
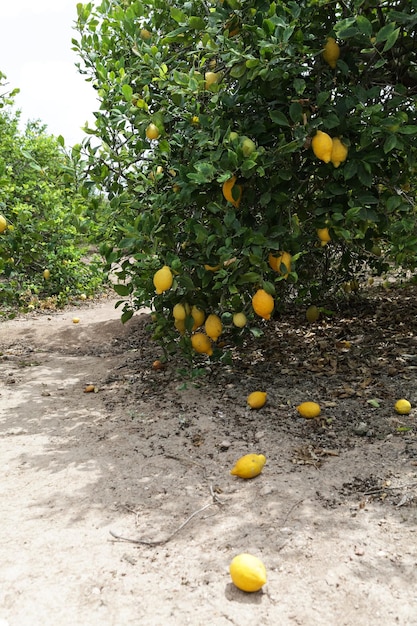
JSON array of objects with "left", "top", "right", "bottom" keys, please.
[
  {"left": 230, "top": 454, "right": 266, "bottom": 479},
  {"left": 317, "top": 227, "right": 331, "bottom": 246},
  {"left": 247, "top": 391, "right": 267, "bottom": 409},
  {"left": 222, "top": 175, "right": 242, "bottom": 208},
  {"left": 229, "top": 553, "right": 267, "bottom": 592},
  {"left": 72, "top": 317, "right": 80, "bottom": 324},
  {"left": 0, "top": 215, "right": 7, "bottom": 233},
  {"left": 191, "top": 333, "right": 213, "bottom": 356},
  {"left": 394, "top": 399, "right": 411, "bottom": 415},
  {"left": 331, "top": 137, "right": 348, "bottom": 168},
  {"left": 268, "top": 251, "right": 291, "bottom": 277},
  {"left": 146, "top": 123, "right": 160, "bottom": 140},
  {"left": 43, "top": 269, "right": 51, "bottom": 280},
  {"left": 173, "top": 303, "right": 187, "bottom": 321},
  {"left": 191, "top": 115, "right": 199, "bottom": 125},
  {"left": 297, "top": 401, "right": 321, "bottom": 418},
  {"left": 191, "top": 305, "right": 205, "bottom": 330},
  {"left": 205, "top": 314, "right": 223, "bottom": 341},
  {"left": 306, "top": 305, "right": 320, "bottom": 323},
  {"left": 204, "top": 71, "right": 220, "bottom": 88},
  {"left": 312, "top": 130, "right": 333, "bottom": 163},
  {"left": 323, "top": 37, "right": 340, "bottom": 69},
  {"left": 174, "top": 318, "right": 186, "bottom": 334},
  {"left": 233, "top": 312, "right": 247, "bottom": 328},
  {"left": 153, "top": 265, "right": 173, "bottom": 294},
  {"left": 252, "top": 289, "right": 274, "bottom": 320}
]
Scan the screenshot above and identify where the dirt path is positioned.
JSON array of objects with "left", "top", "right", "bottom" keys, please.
[{"left": 1, "top": 294, "right": 417, "bottom": 625}]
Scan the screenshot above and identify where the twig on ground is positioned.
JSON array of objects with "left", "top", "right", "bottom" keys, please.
[
  {"left": 281, "top": 499, "right": 304, "bottom": 527},
  {"left": 110, "top": 454, "right": 224, "bottom": 546}
]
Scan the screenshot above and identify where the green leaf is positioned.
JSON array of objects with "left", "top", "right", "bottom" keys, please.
[
  {"left": 384, "top": 134, "right": 397, "bottom": 153},
  {"left": 356, "top": 15, "right": 372, "bottom": 36},
  {"left": 316, "top": 91, "right": 330, "bottom": 107},
  {"left": 398, "top": 126, "right": 417, "bottom": 135},
  {"left": 170, "top": 7, "right": 187, "bottom": 24},
  {"left": 382, "top": 27, "right": 400, "bottom": 52},
  {"left": 375, "top": 22, "right": 397, "bottom": 44},
  {"left": 269, "top": 111, "right": 290, "bottom": 126},
  {"left": 237, "top": 272, "right": 262, "bottom": 284},
  {"left": 121, "top": 309, "right": 134, "bottom": 324},
  {"left": 188, "top": 16, "right": 205, "bottom": 30},
  {"left": 289, "top": 102, "right": 303, "bottom": 123},
  {"left": 122, "top": 84, "right": 133, "bottom": 101},
  {"left": 113, "top": 284, "right": 132, "bottom": 296}
]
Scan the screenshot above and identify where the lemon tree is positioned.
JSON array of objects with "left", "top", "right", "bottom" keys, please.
[
  {"left": 0, "top": 72, "right": 106, "bottom": 312},
  {"left": 74, "top": 0, "right": 417, "bottom": 355}
]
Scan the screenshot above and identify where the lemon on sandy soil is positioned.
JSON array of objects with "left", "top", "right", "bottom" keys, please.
[
  {"left": 306, "top": 305, "right": 320, "bottom": 323},
  {"left": 230, "top": 454, "right": 266, "bottom": 479},
  {"left": 394, "top": 399, "right": 411, "bottom": 415},
  {"left": 229, "top": 553, "right": 267, "bottom": 592},
  {"left": 247, "top": 391, "right": 267, "bottom": 409},
  {"left": 297, "top": 401, "right": 321, "bottom": 418}
]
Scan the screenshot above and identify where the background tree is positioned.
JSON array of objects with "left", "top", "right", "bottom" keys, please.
[
  {"left": 0, "top": 72, "right": 105, "bottom": 312},
  {"left": 73, "top": 0, "right": 417, "bottom": 356}
]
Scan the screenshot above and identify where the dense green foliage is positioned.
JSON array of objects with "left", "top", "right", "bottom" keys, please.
[
  {"left": 0, "top": 72, "right": 106, "bottom": 313},
  {"left": 74, "top": 0, "right": 417, "bottom": 354}
]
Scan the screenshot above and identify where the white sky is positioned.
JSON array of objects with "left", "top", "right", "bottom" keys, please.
[{"left": 0, "top": 0, "right": 99, "bottom": 147}]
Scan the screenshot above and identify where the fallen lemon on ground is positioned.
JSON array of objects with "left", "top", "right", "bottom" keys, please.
[
  {"left": 233, "top": 312, "right": 247, "bottom": 328},
  {"left": 153, "top": 265, "right": 173, "bottom": 294},
  {"left": 268, "top": 251, "right": 291, "bottom": 277},
  {"left": 247, "top": 391, "right": 267, "bottom": 409},
  {"left": 252, "top": 289, "right": 274, "bottom": 320},
  {"left": 72, "top": 317, "right": 80, "bottom": 324},
  {"left": 229, "top": 553, "right": 267, "bottom": 592},
  {"left": 297, "top": 401, "right": 321, "bottom": 418},
  {"left": 331, "top": 137, "right": 348, "bottom": 168},
  {"left": 306, "top": 305, "right": 320, "bottom": 323},
  {"left": 323, "top": 37, "right": 340, "bottom": 69},
  {"left": 230, "top": 453, "right": 266, "bottom": 479},
  {"left": 191, "top": 333, "right": 213, "bottom": 356},
  {"left": 222, "top": 175, "right": 242, "bottom": 208},
  {"left": 205, "top": 314, "right": 223, "bottom": 341},
  {"left": 394, "top": 399, "right": 411, "bottom": 415},
  {"left": 317, "top": 227, "right": 331, "bottom": 246},
  {"left": 312, "top": 130, "right": 333, "bottom": 163}
]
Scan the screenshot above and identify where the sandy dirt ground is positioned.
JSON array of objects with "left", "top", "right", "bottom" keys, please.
[{"left": 1, "top": 290, "right": 417, "bottom": 626}]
